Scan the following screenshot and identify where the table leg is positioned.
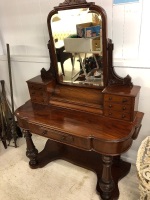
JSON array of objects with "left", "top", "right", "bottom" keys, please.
[
  {"left": 99, "top": 155, "right": 114, "bottom": 200},
  {"left": 23, "top": 130, "right": 38, "bottom": 168}
]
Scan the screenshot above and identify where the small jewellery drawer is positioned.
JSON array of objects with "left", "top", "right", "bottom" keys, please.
[
  {"left": 28, "top": 83, "right": 45, "bottom": 91},
  {"left": 104, "top": 110, "right": 130, "bottom": 121},
  {"left": 104, "top": 94, "right": 131, "bottom": 104},
  {"left": 28, "top": 84, "right": 49, "bottom": 104},
  {"left": 104, "top": 102, "right": 131, "bottom": 112},
  {"left": 28, "top": 122, "right": 91, "bottom": 150},
  {"left": 29, "top": 90, "right": 46, "bottom": 97},
  {"left": 29, "top": 92, "right": 48, "bottom": 104},
  {"left": 30, "top": 95, "right": 48, "bottom": 104}
]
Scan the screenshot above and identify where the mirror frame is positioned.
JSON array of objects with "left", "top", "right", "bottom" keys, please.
[
  {"left": 42, "top": 0, "right": 132, "bottom": 88},
  {"left": 47, "top": 0, "right": 107, "bottom": 88}
]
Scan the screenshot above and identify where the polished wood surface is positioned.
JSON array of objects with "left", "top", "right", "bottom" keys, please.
[{"left": 16, "top": 100, "right": 143, "bottom": 155}]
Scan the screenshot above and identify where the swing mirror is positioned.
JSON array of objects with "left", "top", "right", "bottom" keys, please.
[{"left": 48, "top": 0, "right": 107, "bottom": 88}]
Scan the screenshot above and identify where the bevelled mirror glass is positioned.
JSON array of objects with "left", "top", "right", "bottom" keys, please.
[{"left": 47, "top": 1, "right": 107, "bottom": 88}]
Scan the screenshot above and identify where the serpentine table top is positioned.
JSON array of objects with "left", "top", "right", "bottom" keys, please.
[{"left": 16, "top": 100, "right": 143, "bottom": 156}]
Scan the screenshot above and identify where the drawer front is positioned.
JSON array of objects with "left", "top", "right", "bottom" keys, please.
[
  {"left": 29, "top": 90, "right": 48, "bottom": 104},
  {"left": 29, "top": 89, "right": 47, "bottom": 99},
  {"left": 28, "top": 83, "right": 48, "bottom": 104},
  {"left": 29, "top": 123, "right": 91, "bottom": 150},
  {"left": 104, "top": 102, "right": 131, "bottom": 112},
  {"left": 104, "top": 110, "right": 131, "bottom": 121},
  {"left": 104, "top": 94, "right": 131, "bottom": 104},
  {"left": 28, "top": 83, "right": 45, "bottom": 91},
  {"left": 29, "top": 89, "right": 45, "bottom": 96},
  {"left": 30, "top": 95, "right": 48, "bottom": 104}
]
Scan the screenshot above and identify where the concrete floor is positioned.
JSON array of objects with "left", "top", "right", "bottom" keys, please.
[{"left": 0, "top": 135, "right": 140, "bottom": 200}]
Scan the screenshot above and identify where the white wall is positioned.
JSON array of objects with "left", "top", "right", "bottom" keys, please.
[
  {"left": 0, "top": 0, "right": 150, "bottom": 164},
  {"left": 0, "top": 56, "right": 50, "bottom": 108}
]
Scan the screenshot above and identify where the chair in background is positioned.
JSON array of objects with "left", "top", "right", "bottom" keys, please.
[{"left": 55, "top": 43, "right": 74, "bottom": 76}]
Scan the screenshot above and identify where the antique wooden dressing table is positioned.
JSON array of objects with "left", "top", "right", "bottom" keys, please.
[{"left": 15, "top": 0, "right": 144, "bottom": 199}]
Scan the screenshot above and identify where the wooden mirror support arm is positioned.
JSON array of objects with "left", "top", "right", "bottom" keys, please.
[
  {"left": 107, "top": 39, "right": 133, "bottom": 87},
  {"left": 41, "top": 39, "right": 133, "bottom": 87},
  {"left": 41, "top": 39, "right": 133, "bottom": 88},
  {"left": 41, "top": 40, "right": 57, "bottom": 81}
]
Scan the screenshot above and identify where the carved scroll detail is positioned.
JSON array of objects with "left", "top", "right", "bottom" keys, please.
[
  {"left": 41, "top": 40, "right": 56, "bottom": 81},
  {"left": 108, "top": 74, "right": 133, "bottom": 87},
  {"left": 107, "top": 40, "right": 133, "bottom": 87}
]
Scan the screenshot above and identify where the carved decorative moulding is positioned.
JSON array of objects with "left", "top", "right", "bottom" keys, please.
[
  {"left": 60, "top": 0, "right": 87, "bottom": 6},
  {"left": 108, "top": 74, "right": 133, "bottom": 87}
]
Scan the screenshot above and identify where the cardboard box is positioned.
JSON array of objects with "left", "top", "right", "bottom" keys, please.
[
  {"left": 76, "top": 22, "right": 101, "bottom": 38},
  {"left": 64, "top": 36, "right": 101, "bottom": 53},
  {"left": 92, "top": 37, "right": 101, "bottom": 51}
]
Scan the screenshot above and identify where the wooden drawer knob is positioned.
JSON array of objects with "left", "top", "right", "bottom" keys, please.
[
  {"left": 109, "top": 104, "right": 112, "bottom": 108},
  {"left": 122, "top": 106, "right": 126, "bottom": 110},
  {"left": 109, "top": 97, "right": 112, "bottom": 100},
  {"left": 122, "top": 98, "right": 127, "bottom": 103},
  {"left": 42, "top": 130, "right": 48, "bottom": 135},
  {"left": 122, "top": 114, "right": 126, "bottom": 118}
]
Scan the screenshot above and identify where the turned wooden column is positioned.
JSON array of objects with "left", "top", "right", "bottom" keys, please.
[
  {"left": 99, "top": 155, "right": 114, "bottom": 200},
  {"left": 23, "top": 130, "right": 38, "bottom": 168}
]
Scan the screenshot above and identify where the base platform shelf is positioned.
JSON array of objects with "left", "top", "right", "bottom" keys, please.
[{"left": 28, "top": 138, "right": 131, "bottom": 200}]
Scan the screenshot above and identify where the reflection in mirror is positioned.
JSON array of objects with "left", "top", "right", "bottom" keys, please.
[{"left": 51, "top": 8, "right": 104, "bottom": 87}]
